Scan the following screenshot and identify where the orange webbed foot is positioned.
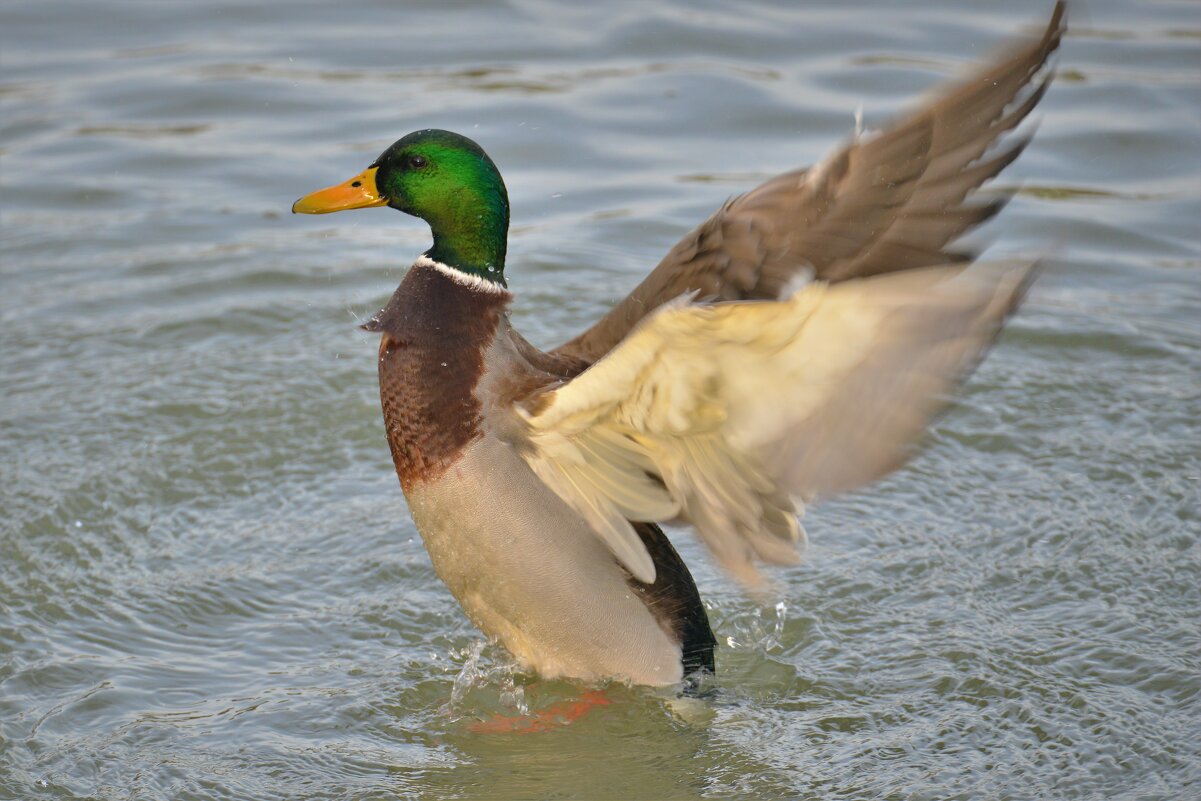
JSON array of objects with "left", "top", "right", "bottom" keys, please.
[{"left": 466, "top": 689, "right": 612, "bottom": 734}]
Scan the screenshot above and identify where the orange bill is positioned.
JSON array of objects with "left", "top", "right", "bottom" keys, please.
[{"left": 292, "top": 167, "right": 387, "bottom": 214}]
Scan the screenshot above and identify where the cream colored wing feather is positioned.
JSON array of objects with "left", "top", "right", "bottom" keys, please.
[{"left": 519, "top": 264, "right": 1034, "bottom": 586}]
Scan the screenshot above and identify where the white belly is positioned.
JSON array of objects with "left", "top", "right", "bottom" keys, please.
[{"left": 404, "top": 435, "right": 683, "bottom": 686}]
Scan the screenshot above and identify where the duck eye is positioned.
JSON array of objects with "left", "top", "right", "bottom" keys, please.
[{"left": 409, "top": 154, "right": 428, "bottom": 169}]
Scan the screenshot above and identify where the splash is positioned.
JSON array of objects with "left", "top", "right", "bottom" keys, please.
[
  {"left": 725, "top": 601, "right": 788, "bottom": 652},
  {"left": 441, "top": 640, "right": 529, "bottom": 719}
]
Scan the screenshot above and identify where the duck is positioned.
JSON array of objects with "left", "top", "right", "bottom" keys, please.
[{"left": 292, "top": 3, "right": 1065, "bottom": 688}]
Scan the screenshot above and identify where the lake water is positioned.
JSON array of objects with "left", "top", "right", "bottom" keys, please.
[{"left": 2, "top": 1, "right": 1199, "bottom": 799}]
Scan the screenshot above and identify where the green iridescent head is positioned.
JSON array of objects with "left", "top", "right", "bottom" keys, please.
[{"left": 294, "top": 129, "right": 510, "bottom": 284}]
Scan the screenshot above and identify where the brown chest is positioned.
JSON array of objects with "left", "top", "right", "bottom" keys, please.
[{"left": 363, "top": 263, "right": 510, "bottom": 489}]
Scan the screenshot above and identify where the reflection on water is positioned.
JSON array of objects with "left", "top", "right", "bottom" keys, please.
[{"left": 2, "top": 0, "right": 1199, "bottom": 799}]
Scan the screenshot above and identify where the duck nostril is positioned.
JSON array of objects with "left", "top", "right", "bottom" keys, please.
[{"left": 351, "top": 181, "right": 362, "bottom": 188}]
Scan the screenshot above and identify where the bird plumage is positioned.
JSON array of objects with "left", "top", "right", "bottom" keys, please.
[{"left": 292, "top": 2, "right": 1065, "bottom": 685}]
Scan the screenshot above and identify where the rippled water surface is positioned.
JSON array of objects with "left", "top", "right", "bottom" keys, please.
[{"left": 3, "top": 1, "right": 1199, "bottom": 799}]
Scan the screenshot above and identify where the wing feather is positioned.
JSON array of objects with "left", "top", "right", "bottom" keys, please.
[
  {"left": 554, "top": 3, "right": 1064, "bottom": 364},
  {"left": 520, "top": 264, "right": 1034, "bottom": 586}
]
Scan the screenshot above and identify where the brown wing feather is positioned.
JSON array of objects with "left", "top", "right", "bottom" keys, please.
[{"left": 554, "top": 2, "right": 1065, "bottom": 364}]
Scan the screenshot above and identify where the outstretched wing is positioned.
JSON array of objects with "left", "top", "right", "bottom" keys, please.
[
  {"left": 553, "top": 2, "right": 1065, "bottom": 364},
  {"left": 519, "top": 264, "right": 1034, "bottom": 586}
]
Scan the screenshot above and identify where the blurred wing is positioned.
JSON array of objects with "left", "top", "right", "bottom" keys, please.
[
  {"left": 521, "top": 264, "right": 1034, "bottom": 586},
  {"left": 554, "top": 2, "right": 1064, "bottom": 364}
]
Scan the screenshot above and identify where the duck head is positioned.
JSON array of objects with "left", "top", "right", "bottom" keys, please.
[{"left": 293, "top": 129, "right": 510, "bottom": 285}]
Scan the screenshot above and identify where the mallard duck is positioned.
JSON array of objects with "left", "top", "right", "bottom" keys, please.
[{"left": 292, "top": 4, "right": 1065, "bottom": 687}]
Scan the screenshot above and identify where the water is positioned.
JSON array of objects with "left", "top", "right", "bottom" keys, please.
[{"left": 2, "top": 1, "right": 1198, "bottom": 798}]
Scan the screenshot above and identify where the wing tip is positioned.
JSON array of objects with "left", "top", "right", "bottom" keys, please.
[{"left": 625, "top": 547, "right": 658, "bottom": 585}]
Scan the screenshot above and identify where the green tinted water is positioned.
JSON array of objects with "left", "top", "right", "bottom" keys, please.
[{"left": 2, "top": 1, "right": 1199, "bottom": 799}]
